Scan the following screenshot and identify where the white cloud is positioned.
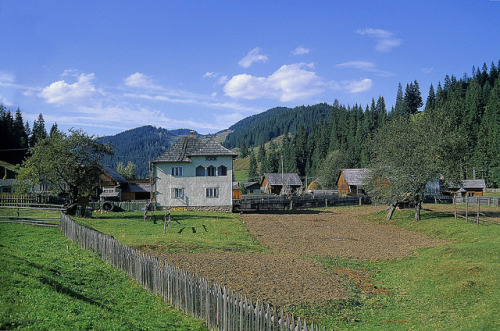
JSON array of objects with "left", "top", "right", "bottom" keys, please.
[
  {"left": 124, "top": 72, "right": 159, "bottom": 89},
  {"left": 218, "top": 75, "right": 229, "bottom": 85},
  {"left": 203, "top": 72, "right": 218, "bottom": 78},
  {"left": 343, "top": 79, "right": 372, "bottom": 93},
  {"left": 238, "top": 47, "right": 268, "bottom": 68},
  {"left": 224, "top": 62, "right": 372, "bottom": 101},
  {"left": 0, "top": 72, "right": 15, "bottom": 84},
  {"left": 38, "top": 73, "right": 101, "bottom": 105},
  {"left": 292, "top": 46, "right": 310, "bottom": 55},
  {"left": 336, "top": 61, "right": 395, "bottom": 77},
  {"left": 356, "top": 28, "right": 402, "bottom": 52},
  {"left": 422, "top": 67, "right": 434, "bottom": 74}
]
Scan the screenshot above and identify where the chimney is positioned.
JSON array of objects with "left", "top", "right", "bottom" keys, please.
[{"left": 189, "top": 130, "right": 195, "bottom": 137}]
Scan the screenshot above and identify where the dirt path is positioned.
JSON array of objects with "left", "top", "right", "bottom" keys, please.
[{"left": 149, "top": 205, "right": 448, "bottom": 307}]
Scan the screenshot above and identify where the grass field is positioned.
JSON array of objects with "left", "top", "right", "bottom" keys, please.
[
  {"left": 77, "top": 210, "right": 267, "bottom": 253},
  {"left": 2, "top": 205, "right": 498, "bottom": 330},
  {"left": 0, "top": 220, "right": 207, "bottom": 330}
]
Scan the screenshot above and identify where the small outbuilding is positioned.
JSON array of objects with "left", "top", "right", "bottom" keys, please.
[
  {"left": 337, "top": 168, "right": 370, "bottom": 196},
  {"left": 261, "top": 173, "right": 302, "bottom": 195},
  {"left": 448, "top": 179, "right": 486, "bottom": 197}
]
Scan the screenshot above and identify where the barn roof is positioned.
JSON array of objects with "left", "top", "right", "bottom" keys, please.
[
  {"left": 340, "top": 168, "right": 371, "bottom": 186},
  {"left": 449, "top": 179, "right": 486, "bottom": 190},
  {"left": 102, "top": 166, "right": 128, "bottom": 185},
  {"left": 153, "top": 133, "right": 237, "bottom": 163},
  {"left": 263, "top": 173, "right": 302, "bottom": 186}
]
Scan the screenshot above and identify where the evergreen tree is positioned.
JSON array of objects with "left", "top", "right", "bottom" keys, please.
[
  {"left": 393, "top": 83, "right": 405, "bottom": 118},
  {"left": 425, "top": 83, "right": 436, "bottom": 112},
  {"left": 248, "top": 151, "right": 258, "bottom": 181},
  {"left": 30, "top": 114, "right": 47, "bottom": 147},
  {"left": 257, "top": 143, "right": 266, "bottom": 164},
  {"left": 403, "top": 80, "right": 423, "bottom": 116}
]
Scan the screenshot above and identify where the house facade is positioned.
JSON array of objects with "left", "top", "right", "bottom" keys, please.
[{"left": 153, "top": 131, "right": 237, "bottom": 212}]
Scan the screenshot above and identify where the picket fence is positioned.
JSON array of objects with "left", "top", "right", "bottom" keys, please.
[{"left": 60, "top": 213, "right": 326, "bottom": 331}]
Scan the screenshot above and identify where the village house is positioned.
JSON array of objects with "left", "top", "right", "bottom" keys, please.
[
  {"left": 337, "top": 168, "right": 371, "bottom": 196},
  {"left": 99, "top": 166, "right": 151, "bottom": 201},
  {"left": 261, "top": 173, "right": 302, "bottom": 195},
  {"left": 152, "top": 131, "right": 237, "bottom": 212}
]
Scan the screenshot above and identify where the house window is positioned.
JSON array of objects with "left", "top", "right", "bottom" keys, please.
[
  {"left": 207, "top": 166, "right": 216, "bottom": 176},
  {"left": 206, "top": 157, "right": 217, "bottom": 161},
  {"left": 206, "top": 188, "right": 219, "bottom": 198},
  {"left": 196, "top": 165, "right": 205, "bottom": 176},
  {"left": 172, "top": 188, "right": 184, "bottom": 199},
  {"left": 171, "top": 167, "right": 183, "bottom": 176},
  {"left": 218, "top": 165, "right": 227, "bottom": 176}
]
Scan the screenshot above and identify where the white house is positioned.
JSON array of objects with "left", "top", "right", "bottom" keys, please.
[{"left": 152, "top": 131, "right": 237, "bottom": 212}]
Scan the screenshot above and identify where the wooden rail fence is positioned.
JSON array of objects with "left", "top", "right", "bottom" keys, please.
[{"left": 60, "top": 213, "right": 326, "bottom": 331}]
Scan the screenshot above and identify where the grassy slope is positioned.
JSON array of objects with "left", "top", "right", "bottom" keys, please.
[{"left": 0, "top": 222, "right": 207, "bottom": 330}]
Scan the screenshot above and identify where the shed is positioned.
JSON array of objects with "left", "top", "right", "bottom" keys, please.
[
  {"left": 337, "top": 168, "right": 370, "bottom": 196},
  {"left": 261, "top": 173, "right": 302, "bottom": 195},
  {"left": 448, "top": 179, "right": 486, "bottom": 197}
]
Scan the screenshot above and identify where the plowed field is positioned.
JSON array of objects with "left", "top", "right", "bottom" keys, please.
[{"left": 148, "top": 205, "right": 448, "bottom": 307}]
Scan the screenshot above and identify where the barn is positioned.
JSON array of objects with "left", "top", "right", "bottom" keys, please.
[{"left": 337, "top": 168, "right": 370, "bottom": 196}]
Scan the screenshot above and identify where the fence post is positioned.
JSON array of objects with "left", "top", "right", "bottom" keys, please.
[
  {"left": 477, "top": 199, "right": 480, "bottom": 225},
  {"left": 453, "top": 195, "right": 457, "bottom": 221}
]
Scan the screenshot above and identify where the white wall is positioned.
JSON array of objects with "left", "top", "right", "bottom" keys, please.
[{"left": 155, "top": 156, "right": 233, "bottom": 208}]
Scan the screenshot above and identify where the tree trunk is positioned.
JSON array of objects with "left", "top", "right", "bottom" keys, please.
[
  {"left": 414, "top": 201, "right": 422, "bottom": 221},
  {"left": 386, "top": 203, "right": 397, "bottom": 220}
]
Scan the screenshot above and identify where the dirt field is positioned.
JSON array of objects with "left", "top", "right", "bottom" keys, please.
[{"left": 150, "top": 205, "right": 448, "bottom": 307}]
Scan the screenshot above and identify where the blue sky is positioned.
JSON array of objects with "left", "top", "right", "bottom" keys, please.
[{"left": 1, "top": 0, "right": 499, "bottom": 137}]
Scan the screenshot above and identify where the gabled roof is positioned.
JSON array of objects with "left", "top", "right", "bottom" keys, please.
[
  {"left": 340, "top": 168, "right": 371, "bottom": 186},
  {"left": 263, "top": 173, "right": 302, "bottom": 186},
  {"left": 153, "top": 135, "right": 237, "bottom": 163},
  {"left": 449, "top": 179, "right": 486, "bottom": 190},
  {"left": 102, "top": 166, "right": 128, "bottom": 185}
]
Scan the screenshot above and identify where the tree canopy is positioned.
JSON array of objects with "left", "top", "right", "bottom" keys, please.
[{"left": 17, "top": 129, "right": 113, "bottom": 205}]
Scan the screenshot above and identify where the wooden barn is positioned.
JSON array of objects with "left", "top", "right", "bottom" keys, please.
[
  {"left": 448, "top": 179, "right": 486, "bottom": 197},
  {"left": 261, "top": 173, "right": 302, "bottom": 195},
  {"left": 337, "top": 168, "right": 370, "bottom": 196}
]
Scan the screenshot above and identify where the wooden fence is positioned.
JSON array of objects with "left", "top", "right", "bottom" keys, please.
[
  {"left": 60, "top": 213, "right": 326, "bottom": 331},
  {"left": 454, "top": 196, "right": 500, "bottom": 207},
  {"left": 0, "top": 194, "right": 51, "bottom": 207},
  {"left": 235, "top": 195, "right": 371, "bottom": 212}
]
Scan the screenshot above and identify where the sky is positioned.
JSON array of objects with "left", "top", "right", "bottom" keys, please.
[{"left": 1, "top": 1, "right": 500, "bottom": 137}]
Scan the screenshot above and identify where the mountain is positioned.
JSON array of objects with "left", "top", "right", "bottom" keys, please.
[
  {"left": 222, "top": 103, "right": 332, "bottom": 149},
  {"left": 99, "top": 126, "right": 194, "bottom": 178}
]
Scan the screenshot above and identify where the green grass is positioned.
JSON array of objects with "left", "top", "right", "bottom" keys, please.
[
  {"left": 77, "top": 210, "right": 267, "bottom": 253},
  {"left": 296, "top": 207, "right": 500, "bottom": 330},
  {"left": 0, "top": 222, "right": 208, "bottom": 330}
]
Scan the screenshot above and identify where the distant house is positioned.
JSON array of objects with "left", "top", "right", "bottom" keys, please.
[
  {"left": 233, "top": 181, "right": 261, "bottom": 199},
  {"left": 261, "top": 173, "right": 302, "bottom": 195},
  {"left": 448, "top": 179, "right": 486, "bottom": 197},
  {"left": 152, "top": 131, "right": 237, "bottom": 212},
  {"left": 337, "top": 168, "right": 370, "bottom": 196},
  {"left": 100, "top": 167, "right": 152, "bottom": 201},
  {"left": 0, "top": 179, "right": 16, "bottom": 194}
]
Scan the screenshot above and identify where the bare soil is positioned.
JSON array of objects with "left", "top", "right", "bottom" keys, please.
[{"left": 147, "top": 205, "right": 448, "bottom": 307}]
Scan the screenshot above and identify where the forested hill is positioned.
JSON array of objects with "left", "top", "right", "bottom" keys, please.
[
  {"left": 223, "top": 103, "right": 332, "bottom": 149},
  {"left": 99, "top": 125, "right": 191, "bottom": 178}
]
